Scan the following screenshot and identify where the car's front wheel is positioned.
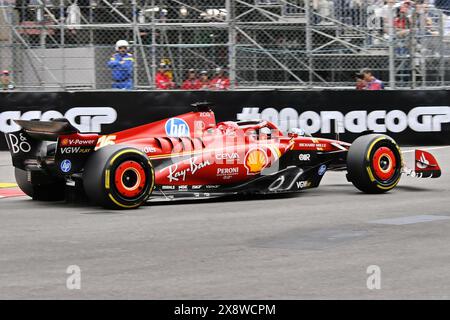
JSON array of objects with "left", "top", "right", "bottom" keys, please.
[{"left": 347, "top": 134, "right": 402, "bottom": 194}]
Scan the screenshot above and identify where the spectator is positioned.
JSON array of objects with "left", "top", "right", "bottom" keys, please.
[
  {"left": 333, "top": 0, "right": 351, "bottom": 23},
  {"left": 424, "top": 16, "right": 439, "bottom": 36},
  {"left": 65, "top": 0, "right": 82, "bottom": 44},
  {"left": 155, "top": 63, "right": 175, "bottom": 90},
  {"left": 349, "top": 0, "right": 364, "bottom": 26},
  {"left": 355, "top": 73, "right": 366, "bottom": 90},
  {"left": 395, "top": 1, "right": 413, "bottom": 38},
  {"left": 312, "top": 0, "right": 334, "bottom": 25},
  {"left": 161, "top": 59, "right": 175, "bottom": 83},
  {"left": 209, "top": 67, "right": 230, "bottom": 90},
  {"left": 107, "top": 40, "right": 134, "bottom": 90},
  {"left": 1, "top": 70, "right": 15, "bottom": 90},
  {"left": 380, "top": 0, "right": 397, "bottom": 34},
  {"left": 416, "top": 1, "right": 440, "bottom": 36},
  {"left": 181, "top": 69, "right": 201, "bottom": 90},
  {"left": 198, "top": 70, "right": 210, "bottom": 90},
  {"left": 359, "top": 69, "right": 385, "bottom": 90}
]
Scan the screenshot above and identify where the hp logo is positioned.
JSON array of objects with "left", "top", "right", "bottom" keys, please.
[
  {"left": 318, "top": 165, "right": 327, "bottom": 176},
  {"left": 165, "top": 118, "right": 190, "bottom": 137},
  {"left": 60, "top": 159, "right": 72, "bottom": 173}
]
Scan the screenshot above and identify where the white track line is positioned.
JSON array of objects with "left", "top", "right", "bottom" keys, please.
[{"left": 402, "top": 146, "right": 450, "bottom": 154}]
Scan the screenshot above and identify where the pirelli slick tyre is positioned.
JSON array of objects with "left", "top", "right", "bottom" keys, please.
[
  {"left": 15, "top": 168, "right": 66, "bottom": 201},
  {"left": 347, "top": 134, "right": 402, "bottom": 194},
  {"left": 83, "top": 146, "right": 154, "bottom": 209}
]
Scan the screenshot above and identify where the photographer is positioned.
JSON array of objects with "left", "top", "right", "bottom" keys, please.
[{"left": 356, "top": 69, "right": 384, "bottom": 90}]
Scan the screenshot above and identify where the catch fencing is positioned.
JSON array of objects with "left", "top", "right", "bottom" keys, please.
[{"left": 1, "top": 0, "right": 450, "bottom": 90}]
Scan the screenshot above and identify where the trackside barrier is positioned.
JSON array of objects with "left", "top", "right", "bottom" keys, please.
[{"left": 1, "top": 90, "right": 450, "bottom": 150}]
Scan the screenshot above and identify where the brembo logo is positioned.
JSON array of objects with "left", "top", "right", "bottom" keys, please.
[
  {"left": 237, "top": 107, "right": 450, "bottom": 134},
  {"left": 0, "top": 107, "right": 117, "bottom": 133}
]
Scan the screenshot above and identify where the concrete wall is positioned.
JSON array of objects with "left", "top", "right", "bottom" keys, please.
[{"left": 21, "top": 47, "right": 96, "bottom": 90}]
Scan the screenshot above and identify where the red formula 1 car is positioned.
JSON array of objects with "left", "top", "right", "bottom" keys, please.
[{"left": 4, "top": 102, "right": 442, "bottom": 209}]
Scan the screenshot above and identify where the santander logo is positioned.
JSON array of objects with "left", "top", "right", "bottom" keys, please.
[{"left": 416, "top": 153, "right": 430, "bottom": 169}]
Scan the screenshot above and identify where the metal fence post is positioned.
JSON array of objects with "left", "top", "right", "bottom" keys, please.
[
  {"left": 150, "top": 0, "right": 156, "bottom": 89},
  {"left": 410, "top": 7, "right": 417, "bottom": 89},
  {"left": 439, "top": 11, "right": 445, "bottom": 87},
  {"left": 387, "top": 5, "right": 396, "bottom": 90},
  {"left": 132, "top": 0, "right": 138, "bottom": 88},
  {"left": 305, "top": 0, "right": 313, "bottom": 88},
  {"left": 227, "top": 0, "right": 236, "bottom": 90},
  {"left": 60, "top": 0, "right": 66, "bottom": 90}
]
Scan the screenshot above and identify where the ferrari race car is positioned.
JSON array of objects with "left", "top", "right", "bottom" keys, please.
[{"left": 4, "top": 102, "right": 441, "bottom": 209}]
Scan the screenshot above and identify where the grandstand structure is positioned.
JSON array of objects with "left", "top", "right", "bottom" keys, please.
[{"left": 1, "top": 0, "right": 450, "bottom": 90}]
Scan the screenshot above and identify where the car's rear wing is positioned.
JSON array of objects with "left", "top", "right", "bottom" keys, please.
[
  {"left": 14, "top": 118, "right": 78, "bottom": 141},
  {"left": 4, "top": 119, "right": 99, "bottom": 174}
]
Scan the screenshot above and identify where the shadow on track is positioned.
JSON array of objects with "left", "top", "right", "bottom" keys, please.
[{"left": 5, "top": 182, "right": 434, "bottom": 214}]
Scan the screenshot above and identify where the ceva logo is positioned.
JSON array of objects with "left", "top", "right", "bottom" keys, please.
[{"left": 165, "top": 118, "right": 190, "bottom": 137}]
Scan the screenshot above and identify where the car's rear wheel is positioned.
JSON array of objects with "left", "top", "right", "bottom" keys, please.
[
  {"left": 347, "top": 134, "right": 402, "bottom": 194},
  {"left": 83, "top": 146, "right": 154, "bottom": 209},
  {"left": 15, "top": 168, "right": 66, "bottom": 201}
]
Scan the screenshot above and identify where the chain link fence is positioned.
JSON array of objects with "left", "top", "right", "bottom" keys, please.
[{"left": 1, "top": 0, "right": 450, "bottom": 90}]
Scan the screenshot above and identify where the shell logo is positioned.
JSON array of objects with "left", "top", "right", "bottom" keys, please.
[
  {"left": 61, "top": 138, "right": 69, "bottom": 146},
  {"left": 244, "top": 148, "right": 269, "bottom": 175}
]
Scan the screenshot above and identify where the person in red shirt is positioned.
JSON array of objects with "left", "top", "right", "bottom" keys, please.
[
  {"left": 181, "top": 69, "right": 201, "bottom": 90},
  {"left": 355, "top": 73, "right": 366, "bottom": 90},
  {"left": 210, "top": 67, "right": 230, "bottom": 90},
  {"left": 394, "top": 2, "right": 412, "bottom": 37},
  {"left": 198, "top": 70, "right": 210, "bottom": 90},
  {"left": 155, "top": 63, "right": 175, "bottom": 90}
]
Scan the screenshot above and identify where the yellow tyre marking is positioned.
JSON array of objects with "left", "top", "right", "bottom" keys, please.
[
  {"left": 366, "top": 137, "right": 385, "bottom": 162},
  {"left": 366, "top": 166, "right": 376, "bottom": 182},
  {"left": 106, "top": 149, "right": 154, "bottom": 208},
  {"left": 376, "top": 176, "right": 401, "bottom": 190},
  {"left": 105, "top": 169, "right": 110, "bottom": 189},
  {"left": 109, "top": 149, "right": 144, "bottom": 166},
  {"left": 108, "top": 193, "right": 141, "bottom": 209},
  {"left": 365, "top": 136, "right": 401, "bottom": 189}
]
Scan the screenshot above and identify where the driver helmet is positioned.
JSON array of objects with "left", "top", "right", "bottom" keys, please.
[
  {"left": 245, "top": 129, "right": 258, "bottom": 140},
  {"left": 260, "top": 127, "right": 272, "bottom": 139},
  {"left": 289, "top": 128, "right": 306, "bottom": 137},
  {"left": 217, "top": 121, "right": 238, "bottom": 136}
]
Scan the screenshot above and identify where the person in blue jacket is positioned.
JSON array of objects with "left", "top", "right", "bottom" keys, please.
[{"left": 107, "top": 40, "right": 134, "bottom": 90}]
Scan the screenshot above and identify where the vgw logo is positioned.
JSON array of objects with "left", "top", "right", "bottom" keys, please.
[
  {"left": 0, "top": 107, "right": 117, "bottom": 133},
  {"left": 165, "top": 118, "right": 190, "bottom": 137}
]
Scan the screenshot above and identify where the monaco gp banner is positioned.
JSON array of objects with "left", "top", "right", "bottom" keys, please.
[{"left": 1, "top": 90, "right": 450, "bottom": 150}]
